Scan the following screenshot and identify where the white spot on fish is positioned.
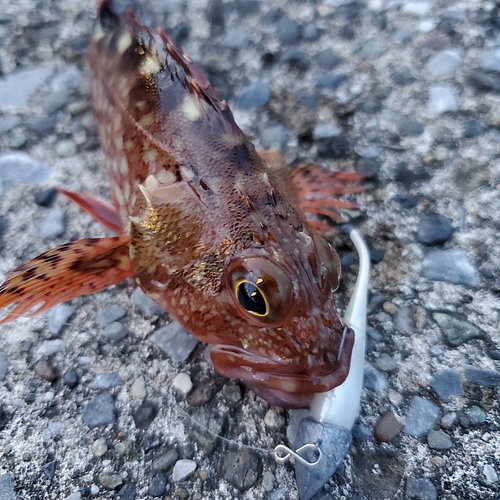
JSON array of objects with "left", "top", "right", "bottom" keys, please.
[
  {"left": 182, "top": 94, "right": 201, "bottom": 121},
  {"left": 140, "top": 55, "right": 161, "bottom": 75},
  {"left": 117, "top": 32, "right": 132, "bottom": 53}
]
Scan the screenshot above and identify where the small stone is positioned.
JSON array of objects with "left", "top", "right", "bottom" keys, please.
[
  {"left": 388, "top": 389, "right": 403, "bottom": 406},
  {"left": 0, "top": 116, "right": 20, "bottom": 134},
  {"left": 63, "top": 367, "right": 78, "bottom": 389},
  {"left": 82, "top": 392, "right": 116, "bottom": 427},
  {"left": 428, "top": 85, "right": 458, "bottom": 114},
  {"left": 276, "top": 17, "right": 300, "bottom": 45},
  {"left": 0, "top": 152, "right": 52, "bottom": 191},
  {"left": 313, "top": 72, "right": 348, "bottom": 90},
  {"left": 382, "top": 302, "right": 397, "bottom": 315},
  {"left": 394, "top": 307, "right": 415, "bottom": 334},
  {"left": 404, "top": 396, "right": 439, "bottom": 437},
  {"left": 430, "top": 456, "right": 446, "bottom": 467},
  {"left": 172, "top": 459, "right": 197, "bottom": 482},
  {"left": 484, "top": 464, "right": 498, "bottom": 484},
  {"left": 130, "top": 376, "right": 146, "bottom": 399},
  {"left": 405, "top": 478, "right": 437, "bottom": 500},
  {"left": 281, "top": 49, "right": 310, "bottom": 72},
  {"left": 65, "top": 493, "right": 82, "bottom": 500},
  {"left": 363, "top": 363, "right": 388, "bottom": 392},
  {"left": 464, "top": 366, "right": 500, "bottom": 387},
  {"left": 391, "top": 67, "right": 417, "bottom": 86},
  {"left": 421, "top": 249, "right": 477, "bottom": 287},
  {"left": 99, "top": 472, "right": 123, "bottom": 490},
  {"left": 390, "top": 29, "right": 413, "bottom": 43},
  {"left": 22, "top": 452, "right": 31, "bottom": 461},
  {"left": 235, "top": 81, "right": 271, "bottom": 110},
  {"left": 48, "top": 303, "right": 75, "bottom": 335},
  {"left": 374, "top": 411, "right": 403, "bottom": 442},
  {"left": 42, "top": 422, "right": 63, "bottom": 443},
  {"left": 374, "top": 354, "right": 398, "bottom": 372},
  {"left": 317, "top": 136, "right": 351, "bottom": 159},
  {"left": 469, "top": 70, "right": 500, "bottom": 93},
  {"left": 27, "top": 116, "right": 57, "bottom": 136},
  {"left": 149, "top": 322, "right": 198, "bottom": 363},
  {"left": 103, "top": 322, "right": 129, "bottom": 342},
  {"left": 262, "top": 471, "right": 275, "bottom": 492},
  {"left": 55, "top": 139, "right": 77, "bottom": 158},
  {"left": 222, "top": 381, "right": 242, "bottom": 403},
  {"left": 433, "top": 313, "right": 482, "bottom": 347},
  {"left": 397, "top": 116, "right": 424, "bottom": 137},
  {"left": 264, "top": 409, "right": 285, "bottom": 429},
  {"left": 152, "top": 449, "right": 179, "bottom": 471},
  {"left": 133, "top": 399, "right": 159, "bottom": 430},
  {"left": 463, "top": 119, "right": 485, "bottom": 138},
  {"left": 95, "top": 373, "right": 124, "bottom": 389},
  {"left": 430, "top": 370, "right": 463, "bottom": 400},
  {"left": 427, "top": 49, "right": 462, "bottom": 76},
  {"left": 355, "top": 158, "right": 380, "bottom": 176},
  {"left": 481, "top": 49, "right": 500, "bottom": 71},
  {"left": 172, "top": 373, "right": 193, "bottom": 395},
  {"left": 37, "top": 339, "right": 66, "bottom": 357},
  {"left": 35, "top": 359, "right": 58, "bottom": 382},
  {"left": 115, "top": 440, "right": 131, "bottom": 456},
  {"left": 402, "top": 2, "right": 432, "bottom": 16},
  {"left": 148, "top": 473, "right": 167, "bottom": 497},
  {"left": 118, "top": 482, "right": 137, "bottom": 500},
  {"left": 339, "top": 24, "right": 355, "bottom": 40},
  {"left": 427, "top": 430, "right": 452, "bottom": 450},
  {"left": 440, "top": 412, "right": 456, "bottom": 429},
  {"left": 358, "top": 40, "right": 385, "bottom": 60},
  {"left": 39, "top": 208, "right": 65, "bottom": 240},
  {"left": 34, "top": 188, "right": 57, "bottom": 207},
  {"left": 189, "top": 407, "right": 227, "bottom": 454},
  {"left": 418, "top": 19, "right": 436, "bottom": 33},
  {"left": 92, "top": 438, "right": 108, "bottom": 457},
  {"left": 417, "top": 214, "right": 454, "bottom": 245},
  {"left": 313, "top": 123, "right": 342, "bottom": 140},
  {"left": 97, "top": 305, "right": 127, "bottom": 327},
  {"left": 42, "top": 459, "right": 57, "bottom": 480},
  {"left": 482, "top": 432, "right": 491, "bottom": 442},
  {"left": 130, "top": 288, "right": 164, "bottom": 318},
  {"left": 260, "top": 122, "right": 289, "bottom": 152},
  {"left": 352, "top": 424, "right": 373, "bottom": 441},
  {"left": 315, "top": 49, "right": 342, "bottom": 70},
  {"left": 220, "top": 449, "right": 262, "bottom": 491},
  {"left": 464, "top": 405, "right": 486, "bottom": 425}
]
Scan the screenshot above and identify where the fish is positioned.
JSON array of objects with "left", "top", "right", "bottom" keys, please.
[{"left": 0, "top": 0, "right": 366, "bottom": 409}]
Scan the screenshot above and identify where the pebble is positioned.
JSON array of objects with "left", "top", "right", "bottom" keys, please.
[
  {"left": 92, "top": 438, "right": 108, "bottom": 457},
  {"left": 0, "top": 64, "right": 54, "bottom": 109},
  {"left": 484, "top": 465, "right": 498, "bottom": 484},
  {"left": 313, "top": 72, "right": 348, "bottom": 90},
  {"left": 103, "top": 322, "right": 129, "bottom": 342},
  {"left": 391, "top": 68, "right": 416, "bottom": 86},
  {"left": 220, "top": 449, "right": 262, "bottom": 491},
  {"left": 440, "top": 412, "right": 457, "bottom": 429},
  {"left": 402, "top": 2, "right": 432, "bottom": 17},
  {"left": 394, "top": 307, "right": 415, "bottom": 334},
  {"left": 222, "top": 381, "right": 242, "bottom": 403},
  {"left": 374, "top": 411, "right": 403, "bottom": 442},
  {"left": 317, "top": 136, "right": 351, "bottom": 159},
  {"left": 55, "top": 139, "right": 77, "bottom": 157},
  {"left": 421, "top": 249, "right": 477, "bottom": 287},
  {"left": 315, "top": 49, "right": 342, "bottom": 70},
  {"left": 97, "top": 305, "right": 127, "bottom": 327},
  {"left": 42, "top": 459, "right": 57, "bottom": 480},
  {"left": 463, "top": 119, "right": 485, "bottom": 138},
  {"left": 82, "top": 392, "right": 116, "bottom": 427},
  {"left": 95, "top": 373, "right": 124, "bottom": 389},
  {"left": 397, "top": 116, "right": 424, "bottom": 137},
  {"left": 418, "top": 19, "right": 436, "bottom": 33},
  {"left": 259, "top": 122, "right": 289, "bottom": 151},
  {"left": 130, "top": 288, "right": 164, "bottom": 318},
  {"left": 130, "top": 376, "right": 146, "bottom": 399},
  {"left": 98, "top": 472, "right": 123, "bottom": 490},
  {"left": 42, "top": 422, "right": 62, "bottom": 443},
  {"left": 352, "top": 424, "right": 373, "bottom": 441},
  {"left": 374, "top": 354, "right": 398, "bottom": 372},
  {"left": 481, "top": 49, "right": 500, "bottom": 71},
  {"left": 65, "top": 493, "right": 81, "bottom": 500},
  {"left": 34, "top": 187, "right": 57, "bottom": 207},
  {"left": 262, "top": 471, "right": 276, "bottom": 492},
  {"left": 264, "top": 409, "right": 285, "bottom": 429},
  {"left": 189, "top": 407, "right": 226, "bottom": 454},
  {"left": 234, "top": 81, "right": 271, "bottom": 110},
  {"left": 405, "top": 478, "right": 437, "bottom": 500},
  {"left": 149, "top": 322, "right": 198, "bottom": 363},
  {"left": 48, "top": 304, "right": 75, "bottom": 335},
  {"left": 37, "top": 339, "right": 66, "bottom": 357},
  {"left": 433, "top": 313, "right": 482, "bottom": 347},
  {"left": 118, "top": 483, "right": 137, "bottom": 500},
  {"left": 427, "top": 49, "right": 462, "bottom": 76},
  {"left": 404, "top": 396, "right": 439, "bottom": 437},
  {"left": 63, "top": 367, "right": 78, "bottom": 389},
  {"left": 0, "top": 352, "right": 7, "bottom": 381},
  {"left": 0, "top": 116, "right": 20, "bottom": 134},
  {"left": 363, "top": 363, "right": 388, "bottom": 392},
  {"left": 172, "top": 373, "right": 193, "bottom": 395},
  {"left": 27, "top": 116, "right": 57, "bottom": 136},
  {"left": 464, "top": 405, "right": 486, "bottom": 425},
  {"left": 51, "top": 64, "right": 84, "bottom": 94},
  {"left": 417, "top": 213, "right": 454, "bottom": 245},
  {"left": 276, "top": 17, "right": 300, "bottom": 45},
  {"left": 468, "top": 70, "right": 500, "bottom": 93},
  {"left": 133, "top": 399, "right": 159, "bottom": 430},
  {"left": 313, "top": 123, "right": 342, "bottom": 140},
  {"left": 430, "top": 370, "right": 463, "bottom": 400},
  {"left": 152, "top": 449, "right": 179, "bottom": 471},
  {"left": 0, "top": 152, "right": 52, "bottom": 192},
  {"left": 148, "top": 473, "right": 167, "bottom": 497},
  {"left": 427, "top": 430, "right": 452, "bottom": 450},
  {"left": 428, "top": 85, "right": 458, "bottom": 114},
  {"left": 39, "top": 208, "right": 65, "bottom": 240},
  {"left": 35, "top": 359, "right": 58, "bottom": 382},
  {"left": 430, "top": 456, "right": 446, "bottom": 467},
  {"left": 172, "top": 459, "right": 197, "bottom": 482},
  {"left": 464, "top": 366, "right": 500, "bottom": 387}
]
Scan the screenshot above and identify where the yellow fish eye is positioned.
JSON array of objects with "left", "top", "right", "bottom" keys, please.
[{"left": 235, "top": 279, "right": 269, "bottom": 317}]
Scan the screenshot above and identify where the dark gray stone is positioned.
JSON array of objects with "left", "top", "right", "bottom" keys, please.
[
  {"left": 48, "top": 303, "right": 75, "bottom": 335},
  {"left": 427, "top": 430, "right": 452, "bottom": 450},
  {"left": 317, "top": 136, "right": 351, "bottom": 159},
  {"left": 315, "top": 49, "right": 342, "bottom": 70},
  {"left": 404, "top": 396, "right": 439, "bottom": 437},
  {"left": 0, "top": 352, "right": 8, "bottom": 381},
  {"left": 130, "top": 288, "right": 164, "bottom": 318},
  {"left": 464, "top": 366, "right": 500, "bottom": 387},
  {"left": 430, "top": 370, "right": 463, "bottom": 400},
  {"left": 133, "top": 399, "right": 159, "bottom": 430},
  {"left": 276, "top": 17, "right": 300, "bottom": 45},
  {"left": 234, "top": 81, "right": 271, "bottom": 110},
  {"left": 42, "top": 459, "right": 57, "bottom": 480},
  {"left": 118, "top": 483, "right": 137, "bottom": 500},
  {"left": 34, "top": 188, "right": 57, "bottom": 207},
  {"left": 95, "top": 373, "right": 124, "bottom": 389},
  {"left": 281, "top": 49, "right": 310, "bottom": 72},
  {"left": 313, "top": 72, "right": 348, "bottom": 90},
  {"left": 363, "top": 363, "right": 388, "bottom": 392},
  {"left": 26, "top": 116, "right": 57, "bottom": 136},
  {"left": 405, "top": 478, "right": 438, "bottom": 500},
  {"left": 148, "top": 473, "right": 167, "bottom": 497},
  {"left": 0, "top": 473, "right": 15, "bottom": 500},
  {"left": 433, "top": 313, "right": 482, "bottom": 347},
  {"left": 82, "top": 392, "right": 116, "bottom": 427},
  {"left": 469, "top": 69, "right": 500, "bottom": 92},
  {"left": 189, "top": 407, "right": 227, "bottom": 454},
  {"left": 39, "top": 208, "right": 65, "bottom": 240},
  {"left": 103, "top": 322, "right": 129, "bottom": 342},
  {"left": 63, "top": 367, "right": 78, "bottom": 389},
  {"left": 313, "top": 123, "right": 342, "bottom": 141},
  {"left": 397, "top": 116, "right": 424, "bottom": 137},
  {"left": 220, "top": 448, "right": 262, "bottom": 491},
  {"left": 465, "top": 405, "right": 487, "bottom": 425},
  {"left": 417, "top": 213, "right": 454, "bottom": 245},
  {"left": 152, "top": 449, "right": 179, "bottom": 471},
  {"left": 463, "top": 119, "right": 486, "bottom": 138},
  {"left": 149, "top": 322, "right": 198, "bottom": 363},
  {"left": 421, "top": 249, "right": 477, "bottom": 287},
  {"left": 97, "top": 305, "right": 127, "bottom": 327},
  {"left": 374, "top": 354, "right": 398, "bottom": 372}
]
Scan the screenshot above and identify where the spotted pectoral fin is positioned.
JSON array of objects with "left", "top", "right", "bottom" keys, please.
[
  {"left": 0, "top": 235, "right": 133, "bottom": 324},
  {"left": 57, "top": 188, "right": 124, "bottom": 234}
]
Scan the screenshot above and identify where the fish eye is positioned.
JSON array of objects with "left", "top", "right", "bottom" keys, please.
[{"left": 226, "top": 257, "right": 294, "bottom": 326}]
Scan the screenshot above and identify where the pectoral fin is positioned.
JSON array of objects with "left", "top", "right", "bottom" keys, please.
[{"left": 0, "top": 235, "right": 133, "bottom": 324}]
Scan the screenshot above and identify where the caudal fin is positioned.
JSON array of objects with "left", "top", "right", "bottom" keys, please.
[{"left": 0, "top": 235, "right": 133, "bottom": 324}]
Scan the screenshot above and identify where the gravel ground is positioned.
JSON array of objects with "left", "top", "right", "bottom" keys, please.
[{"left": 0, "top": 0, "right": 500, "bottom": 499}]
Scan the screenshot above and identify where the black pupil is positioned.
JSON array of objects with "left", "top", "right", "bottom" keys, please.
[{"left": 237, "top": 281, "right": 266, "bottom": 315}]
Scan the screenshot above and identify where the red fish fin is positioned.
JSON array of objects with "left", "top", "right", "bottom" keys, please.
[
  {"left": 291, "top": 163, "right": 368, "bottom": 234},
  {"left": 57, "top": 188, "right": 124, "bottom": 234},
  {"left": 0, "top": 235, "right": 133, "bottom": 324}
]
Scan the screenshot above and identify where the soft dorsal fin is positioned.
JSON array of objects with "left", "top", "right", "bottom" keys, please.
[{"left": 0, "top": 235, "right": 133, "bottom": 324}]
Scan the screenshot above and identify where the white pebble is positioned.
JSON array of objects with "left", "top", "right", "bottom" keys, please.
[
  {"left": 402, "top": 1, "right": 431, "bottom": 16},
  {"left": 172, "top": 373, "right": 193, "bottom": 395},
  {"left": 484, "top": 464, "right": 498, "bottom": 484},
  {"left": 91, "top": 438, "right": 108, "bottom": 457},
  {"left": 172, "top": 459, "right": 197, "bottom": 482},
  {"left": 37, "top": 339, "right": 66, "bottom": 357},
  {"left": 130, "top": 375, "right": 146, "bottom": 399},
  {"left": 428, "top": 86, "right": 458, "bottom": 114},
  {"left": 418, "top": 19, "right": 436, "bottom": 33}
]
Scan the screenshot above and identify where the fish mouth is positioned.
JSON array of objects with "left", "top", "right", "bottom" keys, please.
[{"left": 209, "top": 326, "right": 355, "bottom": 409}]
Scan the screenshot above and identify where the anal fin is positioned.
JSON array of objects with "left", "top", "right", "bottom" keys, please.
[{"left": 0, "top": 235, "right": 133, "bottom": 324}]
